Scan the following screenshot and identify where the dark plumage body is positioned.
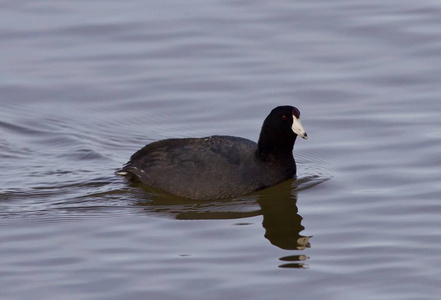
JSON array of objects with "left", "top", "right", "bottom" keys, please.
[{"left": 119, "top": 106, "right": 307, "bottom": 200}]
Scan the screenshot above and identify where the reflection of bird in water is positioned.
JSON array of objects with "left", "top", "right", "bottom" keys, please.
[
  {"left": 131, "top": 177, "right": 312, "bottom": 252},
  {"left": 256, "top": 179, "right": 311, "bottom": 251},
  {"left": 258, "top": 194, "right": 310, "bottom": 250}
]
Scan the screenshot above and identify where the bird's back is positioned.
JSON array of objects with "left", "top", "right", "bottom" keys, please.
[{"left": 122, "top": 135, "right": 269, "bottom": 199}]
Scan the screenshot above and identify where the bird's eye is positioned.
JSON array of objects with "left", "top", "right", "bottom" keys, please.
[{"left": 282, "top": 115, "right": 288, "bottom": 120}]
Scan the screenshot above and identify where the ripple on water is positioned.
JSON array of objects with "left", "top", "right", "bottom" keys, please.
[
  {"left": 3, "top": 0, "right": 441, "bottom": 298},
  {"left": 0, "top": 143, "right": 334, "bottom": 224}
]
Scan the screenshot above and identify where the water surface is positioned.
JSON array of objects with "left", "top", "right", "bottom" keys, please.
[{"left": 1, "top": 1, "right": 441, "bottom": 299}]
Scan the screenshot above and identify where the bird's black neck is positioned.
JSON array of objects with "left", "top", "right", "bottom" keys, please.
[{"left": 257, "top": 129, "right": 296, "bottom": 162}]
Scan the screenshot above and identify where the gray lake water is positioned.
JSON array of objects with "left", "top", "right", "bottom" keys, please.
[{"left": 1, "top": 1, "right": 441, "bottom": 299}]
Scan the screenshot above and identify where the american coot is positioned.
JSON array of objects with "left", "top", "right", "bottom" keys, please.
[{"left": 118, "top": 106, "right": 307, "bottom": 200}]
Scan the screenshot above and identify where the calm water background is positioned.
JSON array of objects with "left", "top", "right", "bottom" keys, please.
[{"left": 1, "top": 1, "right": 441, "bottom": 299}]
